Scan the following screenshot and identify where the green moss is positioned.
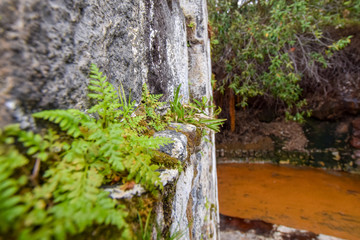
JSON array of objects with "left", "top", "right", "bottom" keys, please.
[
  {"left": 120, "top": 194, "right": 158, "bottom": 239},
  {"left": 161, "top": 182, "right": 178, "bottom": 238},
  {"left": 152, "top": 150, "right": 179, "bottom": 168}
]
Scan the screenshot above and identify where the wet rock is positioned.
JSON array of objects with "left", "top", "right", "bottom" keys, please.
[
  {"left": 242, "top": 150, "right": 248, "bottom": 157},
  {"left": 352, "top": 117, "right": 360, "bottom": 130},
  {"left": 353, "top": 150, "right": 360, "bottom": 158},
  {"left": 220, "top": 148, "right": 225, "bottom": 157},
  {"left": 335, "top": 121, "right": 350, "bottom": 134},
  {"left": 154, "top": 130, "right": 188, "bottom": 162},
  {"left": 350, "top": 136, "right": 360, "bottom": 149},
  {"left": 220, "top": 214, "right": 343, "bottom": 240},
  {"left": 332, "top": 151, "right": 341, "bottom": 161},
  {"left": 254, "top": 151, "right": 262, "bottom": 158},
  {"left": 312, "top": 97, "right": 360, "bottom": 120},
  {"left": 311, "top": 99, "right": 343, "bottom": 119},
  {"left": 355, "top": 159, "right": 360, "bottom": 166},
  {"left": 249, "top": 150, "right": 255, "bottom": 157},
  {"left": 220, "top": 214, "right": 273, "bottom": 235},
  {"left": 353, "top": 129, "right": 360, "bottom": 137}
]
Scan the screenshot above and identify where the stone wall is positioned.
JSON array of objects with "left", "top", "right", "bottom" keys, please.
[
  {"left": 0, "top": 0, "right": 190, "bottom": 128},
  {"left": 0, "top": 0, "right": 219, "bottom": 239}
]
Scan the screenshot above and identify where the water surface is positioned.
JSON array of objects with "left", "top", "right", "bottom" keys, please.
[{"left": 217, "top": 163, "right": 360, "bottom": 240}]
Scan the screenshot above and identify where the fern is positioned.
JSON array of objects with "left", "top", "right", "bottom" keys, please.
[
  {"left": 17, "top": 130, "right": 50, "bottom": 161},
  {"left": 16, "top": 139, "right": 131, "bottom": 240},
  {"left": 0, "top": 146, "right": 28, "bottom": 233},
  {"left": 33, "top": 109, "right": 89, "bottom": 138},
  {"left": 88, "top": 122, "right": 172, "bottom": 191},
  {"left": 88, "top": 63, "right": 123, "bottom": 126},
  {"left": 49, "top": 140, "right": 129, "bottom": 237},
  {"left": 91, "top": 124, "right": 127, "bottom": 172},
  {"left": 141, "top": 83, "right": 169, "bottom": 131}
]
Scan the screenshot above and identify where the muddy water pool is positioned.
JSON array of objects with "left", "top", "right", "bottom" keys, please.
[{"left": 217, "top": 163, "right": 360, "bottom": 240}]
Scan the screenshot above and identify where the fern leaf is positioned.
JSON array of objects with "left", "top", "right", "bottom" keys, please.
[
  {"left": 127, "top": 153, "right": 161, "bottom": 192},
  {"left": 87, "top": 64, "right": 123, "bottom": 125},
  {"left": 38, "top": 140, "right": 130, "bottom": 238},
  {"left": 0, "top": 148, "right": 28, "bottom": 232},
  {"left": 17, "top": 131, "right": 50, "bottom": 161},
  {"left": 93, "top": 124, "right": 127, "bottom": 171},
  {"left": 33, "top": 110, "right": 85, "bottom": 138}
]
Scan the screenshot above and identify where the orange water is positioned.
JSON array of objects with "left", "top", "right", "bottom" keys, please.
[{"left": 217, "top": 163, "right": 360, "bottom": 240}]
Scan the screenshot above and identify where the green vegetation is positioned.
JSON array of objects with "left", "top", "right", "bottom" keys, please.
[
  {"left": 170, "top": 85, "right": 226, "bottom": 132},
  {"left": 0, "top": 64, "right": 223, "bottom": 239},
  {"left": 209, "top": 0, "right": 360, "bottom": 121},
  {"left": 141, "top": 83, "right": 170, "bottom": 132},
  {"left": 187, "top": 22, "right": 195, "bottom": 28}
]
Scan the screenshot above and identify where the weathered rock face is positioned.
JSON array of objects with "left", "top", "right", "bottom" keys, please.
[
  {"left": 154, "top": 130, "right": 188, "bottom": 162},
  {"left": 179, "top": 0, "right": 212, "bottom": 102},
  {"left": 0, "top": 0, "right": 219, "bottom": 239},
  {"left": 0, "top": 0, "right": 190, "bottom": 128}
]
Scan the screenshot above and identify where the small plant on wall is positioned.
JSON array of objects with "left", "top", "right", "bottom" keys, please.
[{"left": 170, "top": 84, "right": 226, "bottom": 133}]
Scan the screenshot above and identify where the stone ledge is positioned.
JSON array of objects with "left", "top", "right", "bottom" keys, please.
[{"left": 104, "top": 169, "right": 179, "bottom": 199}]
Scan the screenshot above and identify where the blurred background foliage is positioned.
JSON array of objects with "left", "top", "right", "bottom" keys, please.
[{"left": 208, "top": 0, "right": 360, "bottom": 129}]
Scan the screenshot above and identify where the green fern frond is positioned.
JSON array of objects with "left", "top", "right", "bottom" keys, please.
[
  {"left": 125, "top": 153, "right": 162, "bottom": 192},
  {"left": 142, "top": 83, "right": 163, "bottom": 104},
  {"left": 17, "top": 130, "right": 50, "bottom": 161},
  {"left": 22, "top": 139, "right": 131, "bottom": 239},
  {"left": 93, "top": 124, "right": 127, "bottom": 172},
  {"left": 124, "top": 134, "right": 173, "bottom": 191},
  {"left": 0, "top": 147, "right": 28, "bottom": 233},
  {"left": 33, "top": 110, "right": 86, "bottom": 138},
  {"left": 141, "top": 83, "right": 169, "bottom": 131},
  {"left": 126, "top": 115, "right": 146, "bottom": 132},
  {"left": 118, "top": 82, "right": 136, "bottom": 118},
  {"left": 88, "top": 64, "right": 123, "bottom": 126}
]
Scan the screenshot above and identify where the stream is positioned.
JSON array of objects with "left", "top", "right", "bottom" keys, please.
[{"left": 217, "top": 163, "right": 360, "bottom": 240}]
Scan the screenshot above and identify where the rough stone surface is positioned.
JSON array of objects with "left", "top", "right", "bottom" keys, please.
[
  {"left": 179, "top": 0, "right": 212, "bottom": 103},
  {"left": 154, "top": 130, "right": 188, "bottom": 162},
  {"left": 104, "top": 169, "right": 178, "bottom": 199},
  {"left": 0, "top": 0, "right": 189, "bottom": 128},
  {"left": 350, "top": 136, "right": 360, "bottom": 149},
  {"left": 170, "top": 162, "right": 194, "bottom": 237},
  {"left": 161, "top": 132, "right": 219, "bottom": 240},
  {"left": 169, "top": 123, "right": 197, "bottom": 133},
  {"left": 352, "top": 117, "right": 360, "bottom": 130},
  {"left": 190, "top": 135, "right": 219, "bottom": 239}
]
